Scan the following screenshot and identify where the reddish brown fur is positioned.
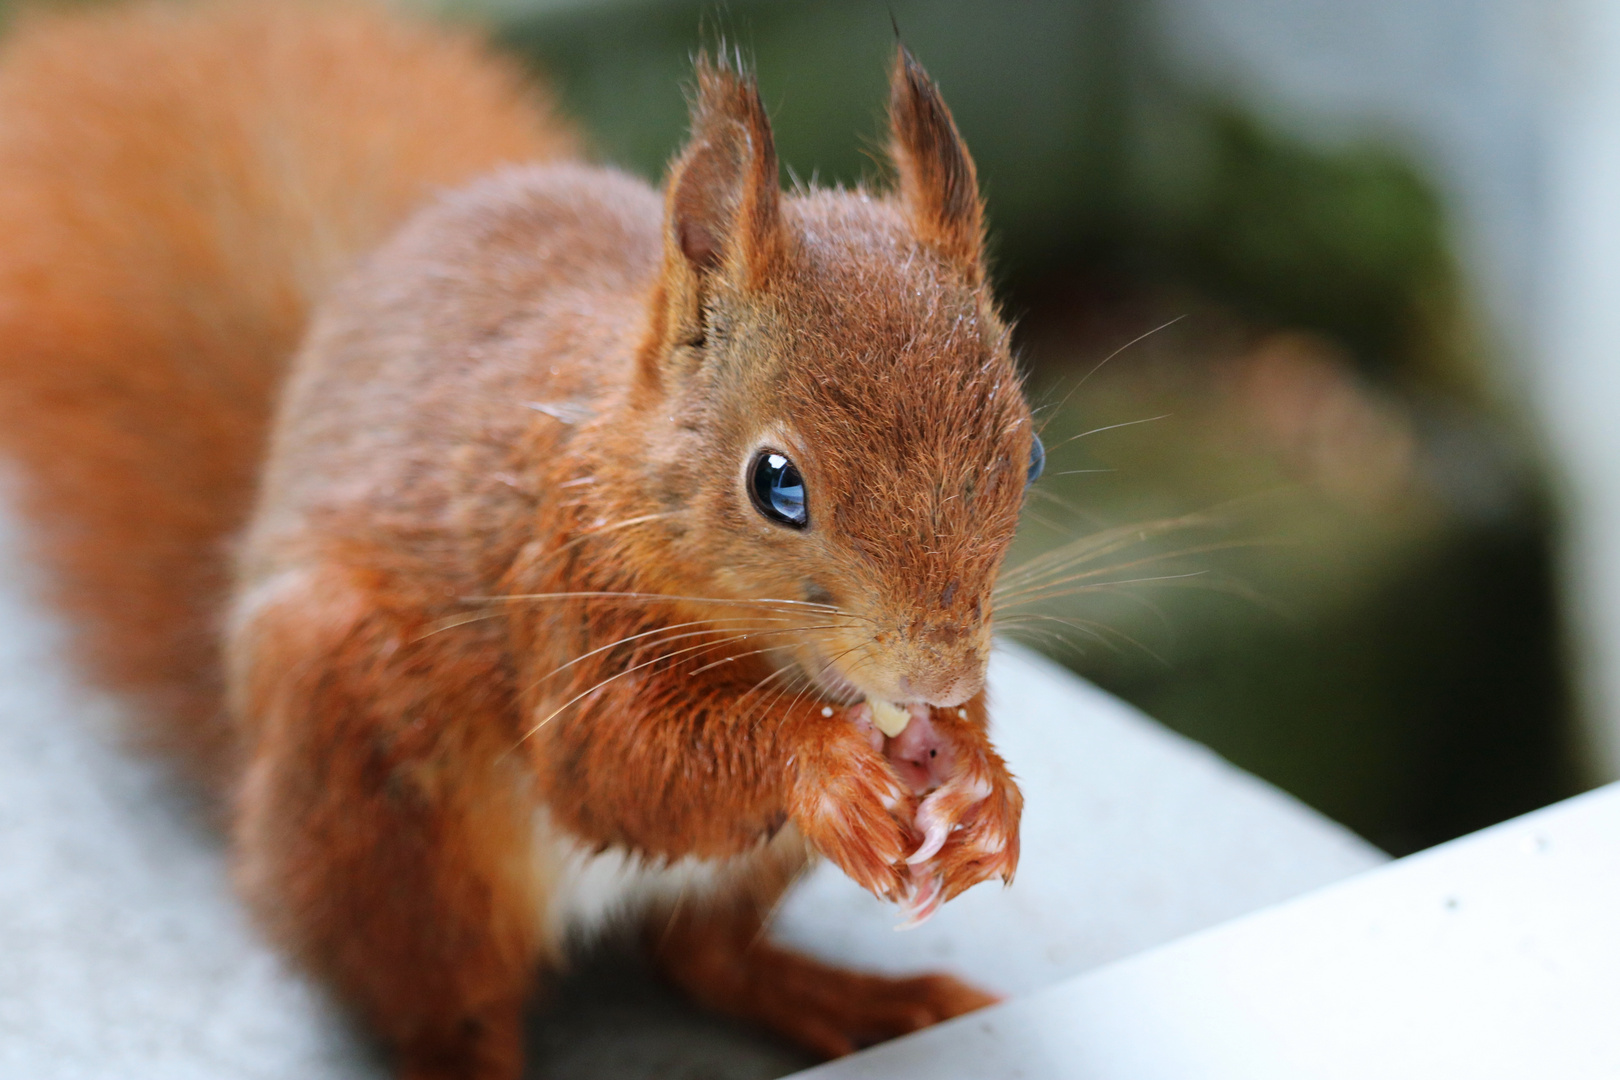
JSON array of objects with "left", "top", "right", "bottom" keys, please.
[
  {"left": 0, "top": 0, "right": 572, "bottom": 786},
  {"left": 654, "top": 891, "right": 999, "bottom": 1059},
  {"left": 0, "top": 6, "right": 1034, "bottom": 1078},
  {"left": 889, "top": 47, "right": 985, "bottom": 274}
]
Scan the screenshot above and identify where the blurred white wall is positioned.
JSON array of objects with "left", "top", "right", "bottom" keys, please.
[
  {"left": 1150, "top": 0, "right": 1620, "bottom": 782},
  {"left": 1537, "top": 0, "right": 1620, "bottom": 783}
]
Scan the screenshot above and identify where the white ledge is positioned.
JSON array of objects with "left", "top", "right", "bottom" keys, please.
[{"left": 793, "top": 782, "right": 1620, "bottom": 1080}]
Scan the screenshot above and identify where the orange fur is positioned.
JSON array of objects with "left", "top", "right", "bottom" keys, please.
[
  {"left": 0, "top": 6, "right": 1032, "bottom": 1077},
  {"left": 653, "top": 891, "right": 1000, "bottom": 1059},
  {"left": 0, "top": 0, "right": 572, "bottom": 785}
]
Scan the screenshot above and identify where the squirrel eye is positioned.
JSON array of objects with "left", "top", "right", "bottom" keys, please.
[
  {"left": 1027, "top": 432, "right": 1045, "bottom": 484},
  {"left": 749, "top": 451, "right": 808, "bottom": 528}
]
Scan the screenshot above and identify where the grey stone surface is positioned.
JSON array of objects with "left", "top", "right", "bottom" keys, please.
[
  {"left": 0, "top": 506, "right": 374, "bottom": 1078},
  {"left": 0, "top": 495, "right": 1381, "bottom": 1079}
]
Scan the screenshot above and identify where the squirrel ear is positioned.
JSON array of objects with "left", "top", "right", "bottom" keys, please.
[
  {"left": 888, "top": 46, "right": 984, "bottom": 275},
  {"left": 640, "top": 58, "right": 784, "bottom": 392},
  {"left": 664, "top": 57, "right": 785, "bottom": 288}
]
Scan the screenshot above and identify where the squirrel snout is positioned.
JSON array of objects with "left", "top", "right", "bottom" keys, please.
[
  {"left": 915, "top": 621, "right": 965, "bottom": 647},
  {"left": 896, "top": 673, "right": 979, "bottom": 709},
  {"left": 875, "top": 617, "right": 991, "bottom": 707}
]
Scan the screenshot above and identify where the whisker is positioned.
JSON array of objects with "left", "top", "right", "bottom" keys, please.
[
  {"left": 1040, "top": 314, "right": 1188, "bottom": 424},
  {"left": 466, "top": 590, "right": 859, "bottom": 620},
  {"left": 515, "top": 635, "right": 778, "bottom": 747},
  {"left": 414, "top": 609, "right": 506, "bottom": 640},
  {"left": 767, "top": 641, "right": 869, "bottom": 735},
  {"left": 776, "top": 678, "right": 827, "bottom": 739},
  {"left": 997, "top": 514, "right": 1213, "bottom": 590},
  {"left": 996, "top": 569, "right": 1211, "bottom": 609},
  {"left": 1002, "top": 491, "right": 1286, "bottom": 600},
  {"left": 752, "top": 669, "right": 815, "bottom": 735},
  {"left": 997, "top": 612, "right": 1165, "bottom": 664},
  {"left": 743, "top": 665, "right": 817, "bottom": 738},
  {"left": 1024, "top": 486, "right": 1106, "bottom": 527},
  {"left": 1070, "top": 573, "right": 1284, "bottom": 614},
  {"left": 528, "top": 620, "right": 821, "bottom": 691},
  {"left": 997, "top": 543, "right": 1225, "bottom": 601},
  {"left": 1027, "top": 487, "right": 1086, "bottom": 512},
  {"left": 736, "top": 664, "right": 805, "bottom": 732},
  {"left": 1032, "top": 581, "right": 1180, "bottom": 633},
  {"left": 763, "top": 650, "right": 847, "bottom": 730},
  {"left": 545, "top": 511, "right": 682, "bottom": 557},
  {"left": 996, "top": 621, "right": 1086, "bottom": 654},
  {"left": 996, "top": 537, "right": 1264, "bottom": 604},
  {"left": 1020, "top": 507, "right": 1070, "bottom": 534},
  {"left": 516, "top": 615, "right": 859, "bottom": 752},
  {"left": 1001, "top": 518, "right": 1196, "bottom": 576},
  {"left": 746, "top": 636, "right": 866, "bottom": 735},
  {"left": 1046, "top": 413, "right": 1171, "bottom": 455},
  {"left": 685, "top": 632, "right": 838, "bottom": 677}
]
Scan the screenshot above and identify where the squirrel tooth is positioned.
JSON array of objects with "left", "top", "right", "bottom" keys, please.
[{"left": 869, "top": 698, "right": 911, "bottom": 738}]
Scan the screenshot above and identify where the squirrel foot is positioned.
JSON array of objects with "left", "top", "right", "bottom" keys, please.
[{"left": 653, "top": 902, "right": 999, "bottom": 1059}]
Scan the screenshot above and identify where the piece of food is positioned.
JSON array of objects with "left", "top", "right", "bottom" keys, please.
[{"left": 869, "top": 697, "right": 912, "bottom": 738}]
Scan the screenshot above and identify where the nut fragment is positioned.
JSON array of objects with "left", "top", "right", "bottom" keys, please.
[{"left": 869, "top": 698, "right": 912, "bottom": 738}]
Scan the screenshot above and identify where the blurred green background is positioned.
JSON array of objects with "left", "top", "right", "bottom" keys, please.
[{"left": 472, "top": 0, "right": 1583, "bottom": 855}]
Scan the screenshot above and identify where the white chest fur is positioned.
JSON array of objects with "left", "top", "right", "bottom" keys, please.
[{"left": 530, "top": 808, "right": 809, "bottom": 952}]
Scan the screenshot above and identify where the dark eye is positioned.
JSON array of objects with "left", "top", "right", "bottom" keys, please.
[
  {"left": 750, "top": 451, "right": 808, "bottom": 528},
  {"left": 1027, "top": 432, "right": 1045, "bottom": 484}
]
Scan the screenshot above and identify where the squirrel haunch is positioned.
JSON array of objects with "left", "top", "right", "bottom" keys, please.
[{"left": 0, "top": 4, "right": 1031, "bottom": 1077}]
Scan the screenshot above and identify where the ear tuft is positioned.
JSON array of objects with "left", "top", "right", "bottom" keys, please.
[
  {"left": 888, "top": 47, "right": 983, "bottom": 273},
  {"left": 639, "top": 55, "right": 786, "bottom": 392},
  {"left": 665, "top": 55, "right": 784, "bottom": 284}
]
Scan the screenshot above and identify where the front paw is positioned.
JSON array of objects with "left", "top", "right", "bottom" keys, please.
[
  {"left": 889, "top": 707, "right": 1022, "bottom": 924},
  {"left": 787, "top": 705, "right": 913, "bottom": 901}
]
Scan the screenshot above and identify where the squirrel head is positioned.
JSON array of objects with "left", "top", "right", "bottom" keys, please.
[{"left": 623, "top": 48, "right": 1035, "bottom": 709}]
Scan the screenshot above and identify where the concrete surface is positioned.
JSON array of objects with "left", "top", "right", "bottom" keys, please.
[{"left": 0, "top": 496, "right": 1381, "bottom": 1079}]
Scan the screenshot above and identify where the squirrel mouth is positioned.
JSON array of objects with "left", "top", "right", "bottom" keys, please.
[{"left": 798, "top": 645, "right": 977, "bottom": 711}]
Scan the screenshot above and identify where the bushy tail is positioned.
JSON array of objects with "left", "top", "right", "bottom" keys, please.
[{"left": 0, "top": 0, "right": 574, "bottom": 790}]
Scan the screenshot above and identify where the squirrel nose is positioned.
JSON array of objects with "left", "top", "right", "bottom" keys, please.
[
  {"left": 910, "top": 619, "right": 966, "bottom": 647},
  {"left": 897, "top": 667, "right": 982, "bottom": 708}
]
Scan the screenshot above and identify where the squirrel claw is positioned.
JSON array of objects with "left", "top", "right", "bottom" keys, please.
[
  {"left": 905, "top": 816, "right": 950, "bottom": 865},
  {"left": 895, "top": 871, "right": 944, "bottom": 930},
  {"left": 789, "top": 707, "right": 916, "bottom": 902},
  {"left": 792, "top": 699, "right": 1021, "bottom": 916},
  {"left": 892, "top": 707, "right": 1021, "bottom": 907}
]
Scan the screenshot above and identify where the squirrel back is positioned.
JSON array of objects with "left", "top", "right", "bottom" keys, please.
[{"left": 0, "top": 0, "right": 574, "bottom": 786}]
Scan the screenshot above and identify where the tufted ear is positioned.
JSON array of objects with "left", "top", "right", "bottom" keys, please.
[
  {"left": 888, "top": 46, "right": 984, "bottom": 276},
  {"left": 640, "top": 57, "right": 785, "bottom": 391},
  {"left": 668, "top": 58, "right": 784, "bottom": 282}
]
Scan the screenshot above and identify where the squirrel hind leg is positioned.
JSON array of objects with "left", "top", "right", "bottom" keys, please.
[
  {"left": 231, "top": 564, "right": 545, "bottom": 1080},
  {"left": 650, "top": 898, "right": 999, "bottom": 1059}
]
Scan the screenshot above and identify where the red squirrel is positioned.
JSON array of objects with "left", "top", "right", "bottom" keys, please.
[{"left": 0, "top": 2, "right": 1038, "bottom": 1077}]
